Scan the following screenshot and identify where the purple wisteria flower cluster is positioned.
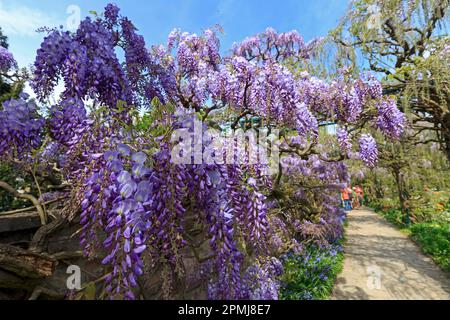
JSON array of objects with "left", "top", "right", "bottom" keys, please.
[
  {"left": 0, "top": 93, "right": 45, "bottom": 159},
  {"left": 0, "top": 46, "right": 17, "bottom": 72},
  {"left": 79, "top": 145, "right": 272, "bottom": 298},
  {"left": 213, "top": 257, "right": 284, "bottom": 300},
  {"left": 48, "top": 97, "right": 87, "bottom": 144},
  {"left": 232, "top": 27, "right": 320, "bottom": 62},
  {"left": 148, "top": 27, "right": 405, "bottom": 149},
  {"left": 374, "top": 97, "right": 405, "bottom": 139},
  {"left": 81, "top": 147, "right": 151, "bottom": 299},
  {"left": 32, "top": 7, "right": 139, "bottom": 108},
  {"left": 75, "top": 110, "right": 273, "bottom": 299},
  {"left": 358, "top": 134, "right": 378, "bottom": 167},
  {"left": 280, "top": 154, "right": 349, "bottom": 243},
  {"left": 151, "top": 28, "right": 321, "bottom": 138},
  {"left": 336, "top": 127, "right": 352, "bottom": 156},
  {"left": 0, "top": 3, "right": 409, "bottom": 300}
]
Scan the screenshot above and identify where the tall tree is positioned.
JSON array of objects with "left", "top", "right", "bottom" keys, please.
[
  {"left": 0, "top": 27, "right": 24, "bottom": 102},
  {"left": 0, "top": 27, "right": 8, "bottom": 49},
  {"left": 332, "top": 0, "right": 450, "bottom": 160}
]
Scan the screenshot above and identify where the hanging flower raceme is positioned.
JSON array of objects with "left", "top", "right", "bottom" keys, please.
[
  {"left": 79, "top": 136, "right": 273, "bottom": 299},
  {"left": 358, "top": 134, "right": 378, "bottom": 167},
  {"left": 104, "top": 3, "right": 120, "bottom": 26},
  {"left": 48, "top": 97, "right": 87, "bottom": 145},
  {"left": 47, "top": 96, "right": 111, "bottom": 180},
  {"left": 206, "top": 187, "right": 243, "bottom": 299},
  {"left": 336, "top": 127, "right": 352, "bottom": 155},
  {"left": 80, "top": 146, "right": 154, "bottom": 299},
  {"left": 374, "top": 97, "right": 405, "bottom": 139},
  {"left": 32, "top": 30, "right": 76, "bottom": 100},
  {"left": 354, "top": 72, "right": 383, "bottom": 101},
  {"left": 0, "top": 46, "right": 17, "bottom": 72},
  {"left": 0, "top": 94, "right": 45, "bottom": 159}
]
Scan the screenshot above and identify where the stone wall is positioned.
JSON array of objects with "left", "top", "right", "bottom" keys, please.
[{"left": 0, "top": 210, "right": 214, "bottom": 300}]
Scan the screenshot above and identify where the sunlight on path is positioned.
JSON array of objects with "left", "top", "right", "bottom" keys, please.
[{"left": 331, "top": 208, "right": 450, "bottom": 300}]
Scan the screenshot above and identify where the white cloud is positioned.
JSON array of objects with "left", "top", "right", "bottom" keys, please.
[
  {"left": 23, "top": 80, "right": 66, "bottom": 105},
  {"left": 0, "top": 1, "right": 61, "bottom": 37}
]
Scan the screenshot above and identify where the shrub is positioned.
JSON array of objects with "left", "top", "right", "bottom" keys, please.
[
  {"left": 410, "top": 222, "right": 450, "bottom": 272},
  {"left": 0, "top": 162, "right": 34, "bottom": 211},
  {"left": 377, "top": 208, "right": 406, "bottom": 227}
]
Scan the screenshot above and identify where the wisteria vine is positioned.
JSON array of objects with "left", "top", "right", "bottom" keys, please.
[{"left": 0, "top": 3, "right": 407, "bottom": 300}]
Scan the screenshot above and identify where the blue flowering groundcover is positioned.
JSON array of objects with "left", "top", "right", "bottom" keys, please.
[{"left": 279, "top": 241, "right": 344, "bottom": 300}]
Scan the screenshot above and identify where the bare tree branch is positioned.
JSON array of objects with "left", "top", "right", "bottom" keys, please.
[{"left": 0, "top": 180, "right": 47, "bottom": 225}]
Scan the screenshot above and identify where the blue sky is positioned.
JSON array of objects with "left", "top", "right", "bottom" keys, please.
[{"left": 0, "top": 0, "right": 349, "bottom": 69}]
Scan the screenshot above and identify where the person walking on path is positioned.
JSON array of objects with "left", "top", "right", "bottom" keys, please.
[
  {"left": 347, "top": 186, "right": 354, "bottom": 210},
  {"left": 341, "top": 187, "right": 352, "bottom": 211},
  {"left": 351, "top": 187, "right": 358, "bottom": 209},
  {"left": 355, "top": 185, "right": 364, "bottom": 208}
]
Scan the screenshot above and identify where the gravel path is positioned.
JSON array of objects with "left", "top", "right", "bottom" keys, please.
[{"left": 332, "top": 208, "right": 450, "bottom": 300}]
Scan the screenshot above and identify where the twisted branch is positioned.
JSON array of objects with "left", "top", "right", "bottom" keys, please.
[{"left": 0, "top": 180, "right": 47, "bottom": 225}]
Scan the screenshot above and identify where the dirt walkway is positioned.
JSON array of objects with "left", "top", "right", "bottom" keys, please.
[{"left": 332, "top": 208, "right": 450, "bottom": 300}]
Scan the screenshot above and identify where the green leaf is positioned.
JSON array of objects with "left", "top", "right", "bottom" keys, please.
[{"left": 83, "top": 282, "right": 97, "bottom": 300}]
